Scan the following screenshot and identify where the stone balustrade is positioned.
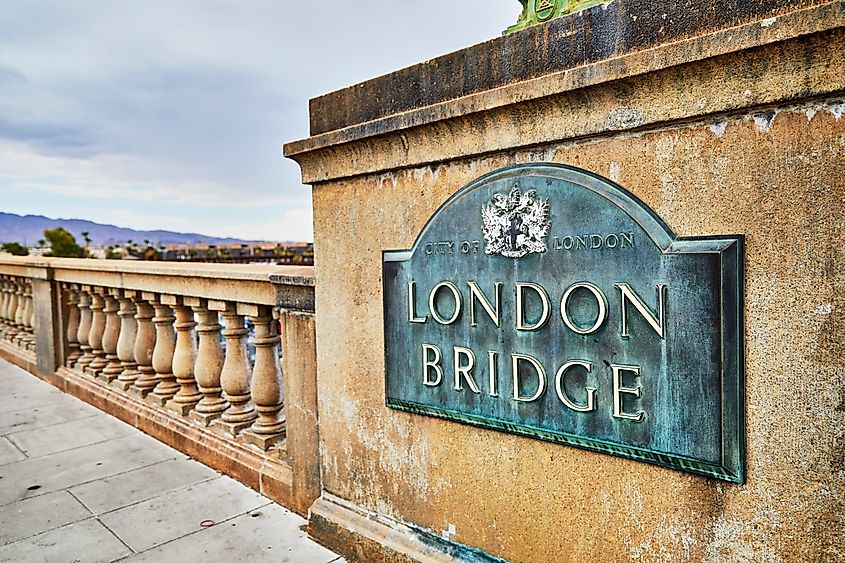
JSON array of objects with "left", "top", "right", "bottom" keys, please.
[
  {"left": 0, "top": 255, "right": 319, "bottom": 514},
  {"left": 0, "top": 274, "right": 36, "bottom": 353}
]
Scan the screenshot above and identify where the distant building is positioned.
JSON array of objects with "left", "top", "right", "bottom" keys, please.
[{"left": 159, "top": 242, "right": 314, "bottom": 265}]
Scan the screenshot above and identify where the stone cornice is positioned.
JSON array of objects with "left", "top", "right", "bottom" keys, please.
[{"left": 285, "top": 1, "right": 844, "bottom": 184}]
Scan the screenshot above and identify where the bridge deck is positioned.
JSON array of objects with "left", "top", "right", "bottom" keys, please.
[{"left": 0, "top": 359, "right": 341, "bottom": 563}]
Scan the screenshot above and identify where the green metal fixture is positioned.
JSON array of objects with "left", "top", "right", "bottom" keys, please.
[{"left": 505, "top": 0, "right": 610, "bottom": 34}]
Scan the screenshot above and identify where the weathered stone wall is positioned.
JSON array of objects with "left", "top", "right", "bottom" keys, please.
[{"left": 286, "top": 3, "right": 845, "bottom": 561}]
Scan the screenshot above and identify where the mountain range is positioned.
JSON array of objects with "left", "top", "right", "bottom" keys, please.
[{"left": 0, "top": 212, "right": 259, "bottom": 247}]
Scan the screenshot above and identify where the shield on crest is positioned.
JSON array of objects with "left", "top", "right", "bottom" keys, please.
[{"left": 533, "top": 0, "right": 557, "bottom": 21}]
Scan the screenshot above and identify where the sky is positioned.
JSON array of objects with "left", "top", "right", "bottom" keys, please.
[{"left": 0, "top": 1, "right": 518, "bottom": 242}]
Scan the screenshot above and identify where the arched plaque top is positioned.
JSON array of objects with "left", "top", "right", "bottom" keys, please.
[{"left": 387, "top": 163, "right": 736, "bottom": 262}]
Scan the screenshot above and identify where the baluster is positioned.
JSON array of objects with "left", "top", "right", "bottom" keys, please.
[
  {"left": 149, "top": 294, "right": 178, "bottom": 405},
  {"left": 86, "top": 288, "right": 107, "bottom": 375},
  {"left": 129, "top": 292, "right": 158, "bottom": 397},
  {"left": 0, "top": 278, "right": 9, "bottom": 338},
  {"left": 14, "top": 280, "right": 25, "bottom": 336},
  {"left": 64, "top": 284, "right": 81, "bottom": 367},
  {"left": 14, "top": 281, "right": 30, "bottom": 349},
  {"left": 7, "top": 279, "right": 20, "bottom": 344},
  {"left": 26, "top": 283, "right": 36, "bottom": 351},
  {"left": 4, "top": 278, "right": 16, "bottom": 338},
  {"left": 9, "top": 279, "right": 23, "bottom": 342},
  {"left": 23, "top": 282, "right": 36, "bottom": 350},
  {"left": 212, "top": 302, "right": 256, "bottom": 436},
  {"left": 12, "top": 280, "right": 27, "bottom": 347},
  {"left": 75, "top": 287, "right": 94, "bottom": 371},
  {"left": 99, "top": 290, "right": 123, "bottom": 382},
  {"left": 243, "top": 305, "right": 285, "bottom": 450},
  {"left": 0, "top": 278, "right": 12, "bottom": 340},
  {"left": 164, "top": 296, "right": 201, "bottom": 415},
  {"left": 189, "top": 298, "right": 227, "bottom": 425},
  {"left": 112, "top": 290, "right": 138, "bottom": 391}
]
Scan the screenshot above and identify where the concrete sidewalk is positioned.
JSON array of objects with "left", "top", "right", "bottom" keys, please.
[{"left": 0, "top": 359, "right": 341, "bottom": 563}]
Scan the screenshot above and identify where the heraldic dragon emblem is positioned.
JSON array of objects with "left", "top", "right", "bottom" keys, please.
[{"left": 481, "top": 183, "right": 550, "bottom": 258}]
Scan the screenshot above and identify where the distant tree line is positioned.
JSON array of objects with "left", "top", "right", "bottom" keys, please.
[
  {"left": 1, "top": 227, "right": 87, "bottom": 258},
  {"left": 1, "top": 229, "right": 168, "bottom": 260},
  {"left": 0, "top": 241, "right": 28, "bottom": 256},
  {"left": 2, "top": 230, "right": 312, "bottom": 264}
]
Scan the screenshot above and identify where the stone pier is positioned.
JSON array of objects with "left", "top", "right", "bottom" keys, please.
[{"left": 285, "top": 1, "right": 845, "bottom": 560}]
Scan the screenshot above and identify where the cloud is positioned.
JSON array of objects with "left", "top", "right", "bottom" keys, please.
[
  {"left": 0, "top": 1, "right": 517, "bottom": 240},
  {"left": 0, "top": 138, "right": 305, "bottom": 207}
]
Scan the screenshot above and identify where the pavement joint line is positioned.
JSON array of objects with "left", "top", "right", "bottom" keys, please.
[
  {"left": 66, "top": 488, "right": 97, "bottom": 517},
  {"left": 4, "top": 435, "right": 28, "bottom": 458},
  {"left": 0, "top": 435, "right": 28, "bottom": 464},
  {"left": 0, "top": 410, "right": 101, "bottom": 439},
  {"left": 111, "top": 496, "right": 277, "bottom": 558},
  {"left": 0, "top": 430, "right": 156, "bottom": 463},
  {"left": 0, "top": 513, "right": 99, "bottom": 550},
  {"left": 93, "top": 474, "right": 225, "bottom": 518},
  {"left": 0, "top": 397, "right": 75, "bottom": 416},
  {"left": 0, "top": 455, "right": 182, "bottom": 510},
  {"left": 96, "top": 515, "right": 136, "bottom": 556},
  {"left": 0, "top": 490, "right": 95, "bottom": 549}
]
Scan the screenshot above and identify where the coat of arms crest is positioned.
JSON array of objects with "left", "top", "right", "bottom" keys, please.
[{"left": 481, "top": 183, "right": 550, "bottom": 258}]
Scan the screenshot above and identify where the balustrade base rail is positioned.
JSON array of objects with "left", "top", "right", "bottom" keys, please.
[{"left": 56, "top": 365, "right": 296, "bottom": 505}]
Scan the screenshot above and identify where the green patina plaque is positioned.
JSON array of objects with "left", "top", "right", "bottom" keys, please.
[
  {"left": 505, "top": 0, "right": 609, "bottom": 34},
  {"left": 382, "top": 164, "right": 745, "bottom": 483}
]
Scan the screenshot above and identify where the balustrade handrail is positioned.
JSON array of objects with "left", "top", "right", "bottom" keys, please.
[{"left": 0, "top": 255, "right": 313, "bottom": 307}]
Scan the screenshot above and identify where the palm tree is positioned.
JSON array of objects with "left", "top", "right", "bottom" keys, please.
[{"left": 80, "top": 231, "right": 91, "bottom": 255}]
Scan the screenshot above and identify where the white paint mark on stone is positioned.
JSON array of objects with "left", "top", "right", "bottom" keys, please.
[
  {"left": 805, "top": 107, "right": 818, "bottom": 122},
  {"left": 761, "top": 17, "right": 777, "bottom": 28},
  {"left": 413, "top": 166, "right": 433, "bottom": 181},
  {"left": 753, "top": 111, "right": 776, "bottom": 133},
  {"left": 609, "top": 161, "right": 621, "bottom": 182},
  {"left": 442, "top": 523, "right": 456, "bottom": 540},
  {"left": 828, "top": 101, "right": 845, "bottom": 120},
  {"left": 815, "top": 303, "right": 833, "bottom": 315},
  {"left": 378, "top": 172, "right": 398, "bottom": 189},
  {"left": 709, "top": 121, "right": 728, "bottom": 138}
]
